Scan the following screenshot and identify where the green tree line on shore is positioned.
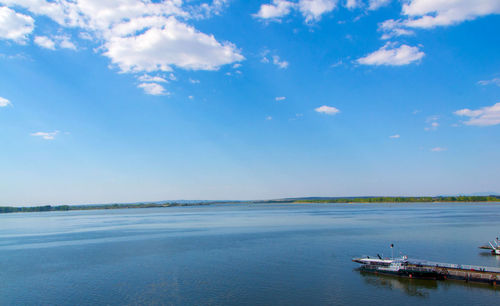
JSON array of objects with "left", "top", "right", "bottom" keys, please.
[
  {"left": 0, "top": 202, "right": 209, "bottom": 214},
  {"left": 1, "top": 196, "right": 499, "bottom": 214},
  {"left": 291, "top": 196, "right": 500, "bottom": 203}
]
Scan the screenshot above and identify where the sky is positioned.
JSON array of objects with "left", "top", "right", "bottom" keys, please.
[{"left": 0, "top": 0, "right": 500, "bottom": 206}]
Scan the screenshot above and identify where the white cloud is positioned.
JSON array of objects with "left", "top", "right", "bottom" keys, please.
[
  {"left": 34, "top": 34, "right": 77, "bottom": 50},
  {"left": 190, "top": 0, "right": 230, "bottom": 19},
  {"left": 233, "top": 63, "right": 242, "bottom": 68},
  {"left": 299, "top": 0, "right": 337, "bottom": 23},
  {"left": 0, "top": 1, "right": 243, "bottom": 94},
  {"left": 357, "top": 42, "right": 424, "bottom": 66},
  {"left": 315, "top": 105, "right": 340, "bottom": 115},
  {"left": 31, "top": 130, "right": 59, "bottom": 140},
  {"left": 254, "top": 0, "right": 295, "bottom": 20},
  {"left": 58, "top": 35, "right": 76, "bottom": 50},
  {"left": 368, "top": 0, "right": 391, "bottom": 11},
  {"left": 378, "top": 0, "right": 500, "bottom": 39},
  {"left": 402, "top": 0, "right": 500, "bottom": 29},
  {"left": 454, "top": 102, "right": 500, "bottom": 126},
  {"left": 478, "top": 78, "right": 500, "bottom": 87},
  {"left": 188, "top": 95, "right": 194, "bottom": 99},
  {"left": 254, "top": 0, "right": 336, "bottom": 23},
  {"left": 272, "top": 55, "right": 289, "bottom": 69},
  {"left": 0, "top": 6, "right": 34, "bottom": 43},
  {"left": 138, "top": 83, "right": 168, "bottom": 96},
  {"left": 431, "top": 147, "right": 446, "bottom": 152},
  {"left": 189, "top": 78, "right": 200, "bottom": 84},
  {"left": 344, "top": 0, "right": 361, "bottom": 10},
  {"left": 266, "top": 115, "right": 273, "bottom": 120},
  {"left": 0, "top": 96, "right": 11, "bottom": 106},
  {"left": 275, "top": 96, "right": 286, "bottom": 101},
  {"left": 104, "top": 16, "right": 243, "bottom": 73},
  {"left": 34, "top": 36, "right": 56, "bottom": 50},
  {"left": 378, "top": 19, "right": 415, "bottom": 39},
  {"left": 138, "top": 74, "right": 168, "bottom": 83},
  {"left": 389, "top": 134, "right": 400, "bottom": 139}
]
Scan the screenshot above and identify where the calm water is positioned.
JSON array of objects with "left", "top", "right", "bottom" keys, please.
[{"left": 1, "top": 203, "right": 500, "bottom": 305}]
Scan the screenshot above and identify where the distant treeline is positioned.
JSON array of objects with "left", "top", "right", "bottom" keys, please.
[
  {"left": 0, "top": 202, "right": 210, "bottom": 214},
  {"left": 289, "top": 196, "right": 500, "bottom": 204},
  {"left": 2, "top": 196, "right": 500, "bottom": 214}
]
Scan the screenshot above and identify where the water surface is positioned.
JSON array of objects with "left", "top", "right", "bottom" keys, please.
[{"left": 1, "top": 203, "right": 499, "bottom": 305}]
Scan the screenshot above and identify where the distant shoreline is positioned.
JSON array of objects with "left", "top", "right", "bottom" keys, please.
[{"left": 1, "top": 196, "right": 500, "bottom": 214}]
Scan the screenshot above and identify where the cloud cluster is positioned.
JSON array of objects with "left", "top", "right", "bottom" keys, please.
[
  {"left": 357, "top": 42, "right": 424, "bottom": 66},
  {"left": 454, "top": 102, "right": 500, "bottom": 126},
  {"left": 254, "top": 0, "right": 338, "bottom": 23},
  {"left": 0, "top": 0, "right": 244, "bottom": 95}
]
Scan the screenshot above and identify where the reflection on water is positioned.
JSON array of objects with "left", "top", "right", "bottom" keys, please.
[
  {"left": 359, "top": 271, "right": 436, "bottom": 298},
  {"left": 359, "top": 269, "right": 500, "bottom": 298}
]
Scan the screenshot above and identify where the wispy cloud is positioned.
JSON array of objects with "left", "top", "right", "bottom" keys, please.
[
  {"left": 389, "top": 134, "right": 400, "bottom": 139},
  {"left": 189, "top": 78, "right": 200, "bottom": 84},
  {"left": 315, "top": 105, "right": 340, "bottom": 115},
  {"left": 454, "top": 102, "right": 500, "bottom": 126},
  {"left": 431, "top": 147, "right": 446, "bottom": 152},
  {"left": 266, "top": 115, "right": 273, "bottom": 120},
  {"left": 478, "top": 78, "right": 500, "bottom": 87},
  {"left": 275, "top": 96, "right": 286, "bottom": 101},
  {"left": 261, "top": 49, "right": 289, "bottom": 69},
  {"left": 0, "top": 96, "right": 11, "bottom": 107},
  {"left": 272, "top": 55, "right": 289, "bottom": 69},
  {"left": 357, "top": 42, "right": 424, "bottom": 66},
  {"left": 368, "top": 0, "right": 391, "bottom": 11},
  {"left": 31, "top": 131, "right": 59, "bottom": 140},
  {"left": 138, "top": 74, "right": 168, "bottom": 83},
  {"left": 425, "top": 115, "right": 439, "bottom": 131}
]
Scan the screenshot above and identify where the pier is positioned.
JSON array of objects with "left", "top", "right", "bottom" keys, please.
[
  {"left": 354, "top": 256, "right": 500, "bottom": 285},
  {"left": 406, "top": 259, "right": 500, "bottom": 285}
]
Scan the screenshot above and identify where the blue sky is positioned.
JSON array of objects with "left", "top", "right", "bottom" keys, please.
[{"left": 1, "top": 0, "right": 500, "bottom": 205}]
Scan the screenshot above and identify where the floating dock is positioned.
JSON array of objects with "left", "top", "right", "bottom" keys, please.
[{"left": 353, "top": 256, "right": 500, "bottom": 285}]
